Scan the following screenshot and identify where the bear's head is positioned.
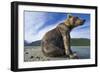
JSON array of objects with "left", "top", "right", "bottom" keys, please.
[{"left": 64, "top": 14, "right": 85, "bottom": 29}]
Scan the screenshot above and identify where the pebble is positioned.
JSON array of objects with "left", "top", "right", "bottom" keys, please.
[
  {"left": 25, "top": 52, "right": 29, "bottom": 54},
  {"left": 30, "top": 56, "right": 34, "bottom": 59}
]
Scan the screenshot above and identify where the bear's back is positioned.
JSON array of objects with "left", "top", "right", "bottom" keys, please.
[{"left": 42, "top": 26, "right": 62, "bottom": 44}]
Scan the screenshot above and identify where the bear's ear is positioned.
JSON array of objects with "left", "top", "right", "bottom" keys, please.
[{"left": 68, "top": 14, "right": 72, "bottom": 18}]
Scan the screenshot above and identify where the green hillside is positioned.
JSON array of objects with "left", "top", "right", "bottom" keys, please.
[{"left": 70, "top": 38, "right": 90, "bottom": 46}]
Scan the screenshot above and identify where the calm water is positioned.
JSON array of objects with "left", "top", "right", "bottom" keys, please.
[{"left": 71, "top": 46, "right": 90, "bottom": 59}]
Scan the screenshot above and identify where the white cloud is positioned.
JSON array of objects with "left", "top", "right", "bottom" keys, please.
[
  {"left": 25, "top": 20, "right": 63, "bottom": 43},
  {"left": 25, "top": 12, "right": 47, "bottom": 43}
]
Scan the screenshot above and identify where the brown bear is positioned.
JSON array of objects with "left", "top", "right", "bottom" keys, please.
[{"left": 41, "top": 15, "right": 85, "bottom": 59}]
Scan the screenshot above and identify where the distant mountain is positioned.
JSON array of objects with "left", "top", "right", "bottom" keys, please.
[
  {"left": 24, "top": 40, "right": 41, "bottom": 46},
  {"left": 24, "top": 38, "right": 90, "bottom": 46},
  {"left": 28, "top": 40, "right": 41, "bottom": 46},
  {"left": 24, "top": 40, "right": 29, "bottom": 46}
]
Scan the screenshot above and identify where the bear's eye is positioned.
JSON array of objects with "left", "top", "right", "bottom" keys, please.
[
  {"left": 73, "top": 17, "right": 77, "bottom": 23},
  {"left": 76, "top": 17, "right": 78, "bottom": 19}
]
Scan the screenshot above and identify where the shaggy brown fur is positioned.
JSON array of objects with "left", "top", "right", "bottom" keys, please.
[{"left": 41, "top": 15, "right": 85, "bottom": 59}]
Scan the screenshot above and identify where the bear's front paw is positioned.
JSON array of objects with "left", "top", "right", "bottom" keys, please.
[{"left": 69, "top": 53, "right": 79, "bottom": 59}]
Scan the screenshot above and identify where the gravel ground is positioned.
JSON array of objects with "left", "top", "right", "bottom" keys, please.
[{"left": 24, "top": 46, "right": 68, "bottom": 62}]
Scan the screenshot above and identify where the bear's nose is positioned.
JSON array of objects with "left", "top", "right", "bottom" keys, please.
[{"left": 83, "top": 19, "right": 85, "bottom": 22}]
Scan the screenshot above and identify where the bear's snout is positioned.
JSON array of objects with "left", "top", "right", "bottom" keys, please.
[
  {"left": 81, "top": 19, "right": 85, "bottom": 25},
  {"left": 83, "top": 19, "right": 85, "bottom": 22}
]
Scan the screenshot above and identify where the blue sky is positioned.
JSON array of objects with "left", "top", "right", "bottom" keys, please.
[{"left": 24, "top": 11, "right": 90, "bottom": 43}]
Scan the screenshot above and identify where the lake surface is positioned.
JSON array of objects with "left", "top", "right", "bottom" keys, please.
[{"left": 71, "top": 46, "right": 90, "bottom": 59}]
